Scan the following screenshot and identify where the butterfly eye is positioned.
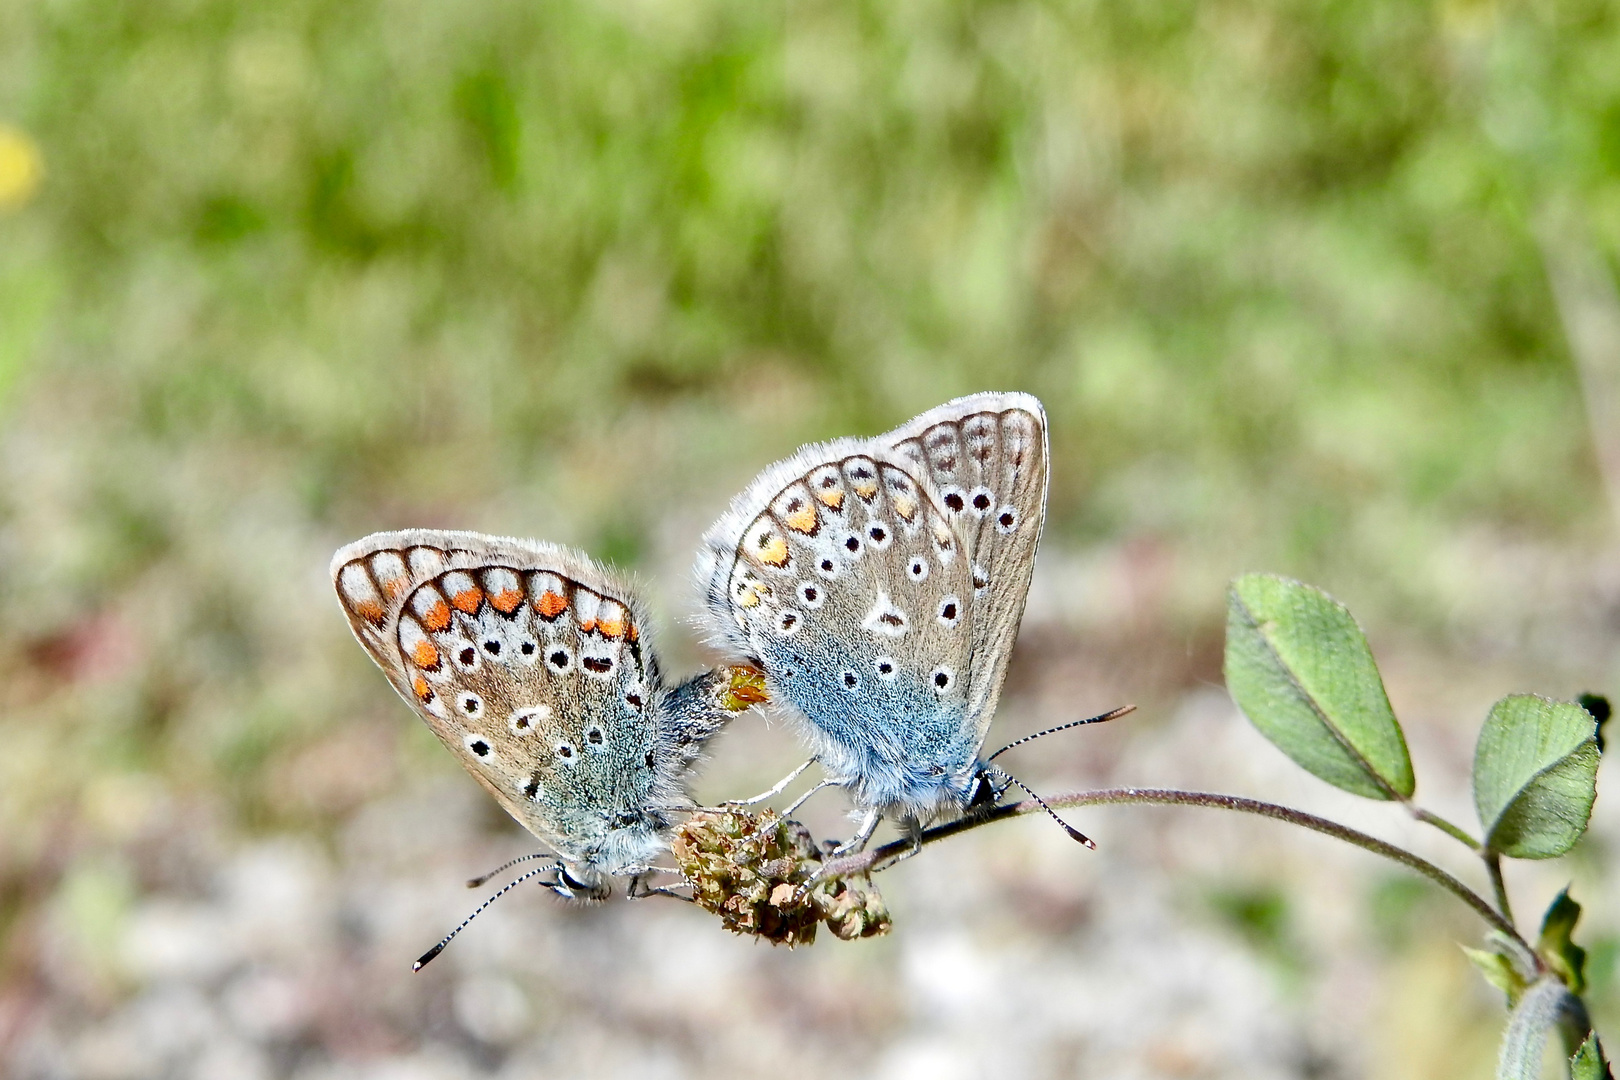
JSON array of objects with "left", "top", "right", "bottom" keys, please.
[
  {"left": 798, "top": 582, "right": 823, "bottom": 608},
  {"left": 547, "top": 646, "right": 573, "bottom": 672},
  {"left": 841, "top": 670, "right": 859, "bottom": 689},
  {"left": 969, "top": 487, "right": 994, "bottom": 515},
  {"left": 907, "top": 557, "right": 929, "bottom": 582},
  {"left": 996, "top": 506, "right": 1019, "bottom": 534},
  {"left": 874, "top": 657, "right": 898, "bottom": 681},
  {"left": 586, "top": 726, "right": 605, "bottom": 746},
  {"left": 941, "top": 487, "right": 966, "bottom": 513},
  {"left": 520, "top": 775, "right": 542, "bottom": 800},
  {"left": 937, "top": 596, "right": 962, "bottom": 628},
  {"left": 518, "top": 638, "right": 539, "bottom": 659},
  {"left": 459, "top": 693, "right": 484, "bottom": 717},
  {"left": 463, "top": 732, "right": 493, "bottom": 758},
  {"left": 555, "top": 740, "right": 578, "bottom": 764},
  {"left": 815, "top": 557, "right": 840, "bottom": 579},
  {"left": 843, "top": 534, "right": 862, "bottom": 556},
  {"left": 865, "top": 524, "right": 892, "bottom": 549},
  {"left": 930, "top": 665, "right": 956, "bottom": 694},
  {"left": 482, "top": 638, "right": 502, "bottom": 656},
  {"left": 452, "top": 642, "right": 479, "bottom": 671},
  {"left": 582, "top": 653, "right": 616, "bottom": 676},
  {"left": 775, "top": 608, "right": 802, "bottom": 636}
]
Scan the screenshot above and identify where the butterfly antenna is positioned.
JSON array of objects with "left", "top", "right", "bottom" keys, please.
[
  {"left": 992, "top": 767, "right": 1096, "bottom": 849},
  {"left": 414, "top": 864, "right": 559, "bottom": 972},
  {"left": 465, "top": 851, "right": 557, "bottom": 888},
  {"left": 987, "top": 704, "right": 1135, "bottom": 762}
]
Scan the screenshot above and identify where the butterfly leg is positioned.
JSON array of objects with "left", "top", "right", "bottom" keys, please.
[
  {"left": 870, "top": 815, "right": 924, "bottom": 873},
  {"left": 626, "top": 871, "right": 695, "bottom": 903},
  {"left": 781, "top": 778, "right": 838, "bottom": 816},
  {"left": 827, "top": 808, "right": 883, "bottom": 856},
  {"left": 789, "top": 808, "right": 886, "bottom": 903},
  {"left": 725, "top": 757, "right": 817, "bottom": 807}
]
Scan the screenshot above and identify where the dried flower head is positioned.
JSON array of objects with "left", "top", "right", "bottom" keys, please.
[{"left": 672, "top": 807, "right": 891, "bottom": 945}]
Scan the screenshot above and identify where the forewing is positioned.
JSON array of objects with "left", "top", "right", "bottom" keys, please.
[
  {"left": 886, "top": 393, "right": 1048, "bottom": 733},
  {"left": 332, "top": 531, "right": 664, "bottom": 863},
  {"left": 698, "top": 446, "right": 979, "bottom": 791}
]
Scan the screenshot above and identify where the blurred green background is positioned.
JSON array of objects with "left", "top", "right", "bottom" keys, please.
[{"left": 2, "top": 1, "right": 1618, "bottom": 1077}]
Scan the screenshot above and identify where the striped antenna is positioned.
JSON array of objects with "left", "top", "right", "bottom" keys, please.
[
  {"left": 988, "top": 704, "right": 1135, "bottom": 762},
  {"left": 465, "top": 851, "right": 557, "bottom": 888},
  {"left": 414, "top": 864, "right": 560, "bottom": 972}
]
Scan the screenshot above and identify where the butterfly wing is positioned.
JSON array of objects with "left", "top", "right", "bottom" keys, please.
[
  {"left": 697, "top": 444, "right": 981, "bottom": 814},
  {"left": 885, "top": 392, "right": 1048, "bottom": 741},
  {"left": 332, "top": 530, "right": 671, "bottom": 877}
]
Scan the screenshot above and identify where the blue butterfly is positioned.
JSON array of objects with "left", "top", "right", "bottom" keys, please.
[{"left": 696, "top": 392, "right": 1068, "bottom": 853}]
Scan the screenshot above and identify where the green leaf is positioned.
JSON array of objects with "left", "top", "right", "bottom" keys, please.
[
  {"left": 1224, "top": 574, "right": 1414, "bottom": 800},
  {"left": 1464, "top": 945, "right": 1531, "bottom": 1004},
  {"left": 1464, "top": 930, "right": 1540, "bottom": 1005},
  {"left": 1570, "top": 1033, "right": 1612, "bottom": 1080},
  {"left": 1474, "top": 696, "right": 1599, "bottom": 859},
  {"left": 1498, "top": 977, "right": 1583, "bottom": 1080},
  {"left": 1538, "top": 888, "right": 1588, "bottom": 995}
]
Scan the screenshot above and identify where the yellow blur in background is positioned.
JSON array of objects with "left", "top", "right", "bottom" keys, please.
[
  {"left": 0, "top": 126, "right": 43, "bottom": 213},
  {"left": 0, "top": 1, "right": 1616, "bottom": 1077}
]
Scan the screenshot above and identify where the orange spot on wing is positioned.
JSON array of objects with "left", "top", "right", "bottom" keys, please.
[
  {"left": 451, "top": 585, "right": 484, "bottom": 614},
  {"left": 579, "top": 618, "right": 597, "bottom": 634},
  {"left": 536, "top": 591, "right": 569, "bottom": 619},
  {"left": 756, "top": 533, "right": 790, "bottom": 568},
  {"left": 490, "top": 588, "right": 523, "bottom": 614},
  {"left": 628, "top": 623, "right": 639, "bottom": 642},
  {"left": 412, "top": 641, "right": 440, "bottom": 670},
  {"left": 379, "top": 575, "right": 407, "bottom": 599},
  {"left": 353, "top": 599, "right": 386, "bottom": 626},
  {"left": 598, "top": 619, "right": 624, "bottom": 639},
  {"left": 783, "top": 502, "right": 819, "bottom": 534},
  {"left": 814, "top": 488, "right": 844, "bottom": 510},
  {"left": 413, "top": 675, "right": 433, "bottom": 701},
  {"left": 423, "top": 600, "right": 452, "bottom": 632}
]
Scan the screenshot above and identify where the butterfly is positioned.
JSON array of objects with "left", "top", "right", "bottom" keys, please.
[
  {"left": 333, "top": 530, "right": 761, "bottom": 902},
  {"left": 695, "top": 392, "right": 1050, "bottom": 851}
]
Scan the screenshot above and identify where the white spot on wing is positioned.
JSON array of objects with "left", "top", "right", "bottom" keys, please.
[{"left": 862, "top": 592, "right": 909, "bottom": 638}]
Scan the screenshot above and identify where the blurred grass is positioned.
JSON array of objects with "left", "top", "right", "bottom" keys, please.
[
  {"left": 4, "top": 0, "right": 1616, "bottom": 565},
  {"left": 1, "top": 0, "right": 1619, "bottom": 1067}
]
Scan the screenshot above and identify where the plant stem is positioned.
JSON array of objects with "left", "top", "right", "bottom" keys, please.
[
  {"left": 823, "top": 786, "right": 1538, "bottom": 959},
  {"left": 1409, "top": 805, "right": 1482, "bottom": 851},
  {"left": 1485, "top": 851, "right": 1515, "bottom": 927}
]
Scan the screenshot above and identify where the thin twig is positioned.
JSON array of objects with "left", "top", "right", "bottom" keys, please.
[
  {"left": 1485, "top": 851, "right": 1515, "bottom": 927},
  {"left": 1409, "top": 805, "right": 1483, "bottom": 852},
  {"left": 821, "top": 786, "right": 1538, "bottom": 960}
]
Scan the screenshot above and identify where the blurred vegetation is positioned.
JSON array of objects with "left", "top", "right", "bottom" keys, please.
[{"left": 4, "top": 0, "right": 1619, "bottom": 554}]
